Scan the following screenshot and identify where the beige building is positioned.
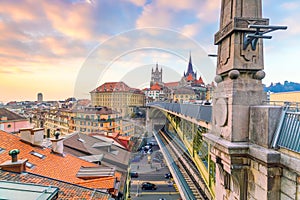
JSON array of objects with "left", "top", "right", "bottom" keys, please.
[
  {"left": 44, "top": 109, "right": 75, "bottom": 136},
  {"left": 90, "top": 82, "right": 145, "bottom": 117},
  {"left": 173, "top": 87, "right": 196, "bottom": 103},
  {"left": 270, "top": 91, "right": 300, "bottom": 102},
  {"left": 73, "top": 106, "right": 121, "bottom": 134}
]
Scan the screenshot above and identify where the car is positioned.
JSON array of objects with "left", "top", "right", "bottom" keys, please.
[
  {"left": 144, "top": 145, "right": 152, "bottom": 150},
  {"left": 141, "top": 182, "right": 157, "bottom": 190},
  {"left": 147, "top": 149, "right": 153, "bottom": 154},
  {"left": 130, "top": 171, "right": 138, "bottom": 178},
  {"left": 165, "top": 173, "right": 173, "bottom": 179}
]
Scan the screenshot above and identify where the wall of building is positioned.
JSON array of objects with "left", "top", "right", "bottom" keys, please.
[
  {"left": 0, "top": 120, "right": 30, "bottom": 133},
  {"left": 270, "top": 91, "right": 300, "bottom": 102}
]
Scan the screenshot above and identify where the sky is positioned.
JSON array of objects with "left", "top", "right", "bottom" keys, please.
[{"left": 0, "top": 0, "right": 300, "bottom": 103}]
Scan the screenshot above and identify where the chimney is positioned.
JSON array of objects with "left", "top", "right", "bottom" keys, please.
[
  {"left": 20, "top": 127, "right": 44, "bottom": 146},
  {"left": 0, "top": 149, "right": 27, "bottom": 173},
  {"left": 51, "top": 131, "right": 64, "bottom": 155}
]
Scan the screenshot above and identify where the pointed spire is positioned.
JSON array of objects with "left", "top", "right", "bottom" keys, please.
[
  {"left": 187, "top": 51, "right": 193, "bottom": 74},
  {"left": 156, "top": 62, "right": 159, "bottom": 72}
]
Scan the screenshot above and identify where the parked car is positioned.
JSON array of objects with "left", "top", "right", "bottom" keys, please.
[
  {"left": 141, "top": 182, "right": 157, "bottom": 190},
  {"left": 130, "top": 171, "right": 139, "bottom": 178},
  {"left": 147, "top": 149, "right": 153, "bottom": 154},
  {"left": 144, "top": 145, "right": 152, "bottom": 150},
  {"left": 165, "top": 173, "right": 173, "bottom": 179}
]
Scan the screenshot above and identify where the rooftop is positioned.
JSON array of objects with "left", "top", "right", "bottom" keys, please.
[
  {"left": 0, "top": 130, "right": 118, "bottom": 190},
  {"left": 0, "top": 170, "right": 109, "bottom": 199},
  {"left": 90, "top": 81, "right": 143, "bottom": 94},
  {"left": 0, "top": 108, "right": 26, "bottom": 121}
]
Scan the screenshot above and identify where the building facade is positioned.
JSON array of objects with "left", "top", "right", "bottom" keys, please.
[
  {"left": 0, "top": 108, "right": 31, "bottom": 133},
  {"left": 90, "top": 82, "right": 145, "bottom": 117},
  {"left": 73, "top": 106, "right": 121, "bottom": 134}
]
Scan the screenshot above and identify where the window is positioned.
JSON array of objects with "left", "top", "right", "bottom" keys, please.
[
  {"left": 26, "top": 162, "right": 35, "bottom": 169},
  {"left": 7, "top": 124, "right": 11, "bottom": 128},
  {"left": 30, "top": 151, "right": 46, "bottom": 159},
  {"left": 78, "top": 138, "right": 85, "bottom": 143},
  {"left": 0, "top": 147, "right": 5, "bottom": 154}
]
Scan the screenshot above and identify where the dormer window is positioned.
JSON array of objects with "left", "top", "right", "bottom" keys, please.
[{"left": 30, "top": 151, "right": 46, "bottom": 159}]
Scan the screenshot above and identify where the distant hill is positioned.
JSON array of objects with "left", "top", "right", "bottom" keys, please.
[{"left": 264, "top": 81, "right": 300, "bottom": 93}]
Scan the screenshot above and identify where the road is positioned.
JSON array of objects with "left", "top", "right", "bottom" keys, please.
[{"left": 128, "top": 138, "right": 181, "bottom": 200}]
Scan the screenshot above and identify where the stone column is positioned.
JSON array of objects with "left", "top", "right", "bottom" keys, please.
[
  {"left": 203, "top": 0, "right": 282, "bottom": 199},
  {"left": 212, "top": 0, "right": 268, "bottom": 142}
]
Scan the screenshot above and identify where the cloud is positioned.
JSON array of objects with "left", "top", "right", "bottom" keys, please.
[
  {"left": 281, "top": 2, "right": 300, "bottom": 10},
  {"left": 122, "top": 0, "right": 147, "bottom": 7},
  {"left": 181, "top": 23, "right": 201, "bottom": 37}
]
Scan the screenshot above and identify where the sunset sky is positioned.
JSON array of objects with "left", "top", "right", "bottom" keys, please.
[{"left": 1, "top": 0, "right": 300, "bottom": 103}]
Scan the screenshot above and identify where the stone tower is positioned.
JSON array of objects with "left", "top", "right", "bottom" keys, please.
[
  {"left": 204, "top": 0, "right": 283, "bottom": 199},
  {"left": 150, "top": 63, "right": 162, "bottom": 87}
]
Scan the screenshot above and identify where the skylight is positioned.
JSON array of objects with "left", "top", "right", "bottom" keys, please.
[
  {"left": 0, "top": 147, "right": 5, "bottom": 154},
  {"left": 78, "top": 138, "right": 85, "bottom": 143},
  {"left": 30, "top": 151, "right": 46, "bottom": 159},
  {"left": 25, "top": 162, "right": 35, "bottom": 169}
]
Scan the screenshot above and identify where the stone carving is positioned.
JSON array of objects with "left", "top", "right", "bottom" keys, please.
[
  {"left": 253, "top": 70, "right": 265, "bottom": 80},
  {"left": 229, "top": 70, "right": 240, "bottom": 79},
  {"left": 214, "top": 98, "right": 228, "bottom": 127}
]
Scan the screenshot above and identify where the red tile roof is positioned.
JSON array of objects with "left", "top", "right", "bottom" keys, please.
[
  {"left": 0, "top": 170, "right": 110, "bottom": 199},
  {"left": 150, "top": 83, "right": 162, "bottom": 91},
  {"left": 0, "top": 108, "right": 26, "bottom": 121},
  {"left": 194, "top": 76, "right": 205, "bottom": 85},
  {"left": 90, "top": 81, "right": 143, "bottom": 94},
  {"left": 0, "top": 130, "right": 117, "bottom": 190},
  {"left": 186, "top": 73, "right": 194, "bottom": 81},
  {"left": 164, "top": 81, "right": 179, "bottom": 88}
]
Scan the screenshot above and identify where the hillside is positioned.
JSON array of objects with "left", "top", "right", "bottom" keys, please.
[{"left": 264, "top": 81, "right": 300, "bottom": 93}]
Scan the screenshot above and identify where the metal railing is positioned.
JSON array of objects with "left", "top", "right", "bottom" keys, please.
[{"left": 271, "top": 102, "right": 300, "bottom": 153}]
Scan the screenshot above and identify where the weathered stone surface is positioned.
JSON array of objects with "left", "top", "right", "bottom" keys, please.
[
  {"left": 251, "top": 168, "right": 268, "bottom": 188},
  {"left": 249, "top": 106, "right": 282, "bottom": 147},
  {"left": 280, "top": 193, "right": 294, "bottom": 200},
  {"left": 281, "top": 176, "right": 296, "bottom": 199},
  {"left": 249, "top": 144, "right": 280, "bottom": 164},
  {"left": 283, "top": 169, "right": 297, "bottom": 182}
]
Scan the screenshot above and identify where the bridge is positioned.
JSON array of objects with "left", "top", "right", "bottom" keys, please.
[{"left": 146, "top": 102, "right": 300, "bottom": 200}]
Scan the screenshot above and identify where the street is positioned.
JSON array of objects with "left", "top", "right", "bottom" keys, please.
[{"left": 129, "top": 138, "right": 181, "bottom": 200}]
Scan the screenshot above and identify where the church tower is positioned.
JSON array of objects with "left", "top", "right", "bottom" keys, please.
[
  {"left": 150, "top": 63, "right": 162, "bottom": 87},
  {"left": 184, "top": 52, "right": 197, "bottom": 80}
]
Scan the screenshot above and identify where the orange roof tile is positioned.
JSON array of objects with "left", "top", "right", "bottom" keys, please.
[
  {"left": 150, "top": 83, "right": 162, "bottom": 91},
  {"left": 90, "top": 81, "right": 143, "bottom": 94},
  {"left": 186, "top": 73, "right": 194, "bottom": 81},
  {"left": 118, "top": 136, "right": 132, "bottom": 141},
  {"left": 164, "top": 81, "right": 179, "bottom": 88},
  {"left": 0, "top": 130, "right": 117, "bottom": 190},
  {"left": 194, "top": 76, "right": 205, "bottom": 85}
]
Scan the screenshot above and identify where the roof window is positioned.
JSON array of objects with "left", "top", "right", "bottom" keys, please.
[
  {"left": 30, "top": 150, "right": 46, "bottom": 159},
  {"left": 25, "top": 161, "right": 35, "bottom": 169}
]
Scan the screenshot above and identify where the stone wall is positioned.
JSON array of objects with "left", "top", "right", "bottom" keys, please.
[
  {"left": 280, "top": 169, "right": 300, "bottom": 200},
  {"left": 247, "top": 160, "right": 281, "bottom": 200}
]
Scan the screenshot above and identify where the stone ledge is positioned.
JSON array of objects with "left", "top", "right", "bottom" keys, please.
[
  {"left": 249, "top": 144, "right": 280, "bottom": 164},
  {"left": 203, "top": 133, "right": 249, "bottom": 155},
  {"left": 280, "top": 153, "right": 300, "bottom": 172}
]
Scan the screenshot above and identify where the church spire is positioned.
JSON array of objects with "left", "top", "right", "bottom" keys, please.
[
  {"left": 184, "top": 51, "right": 197, "bottom": 79},
  {"left": 155, "top": 62, "right": 159, "bottom": 72}
]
